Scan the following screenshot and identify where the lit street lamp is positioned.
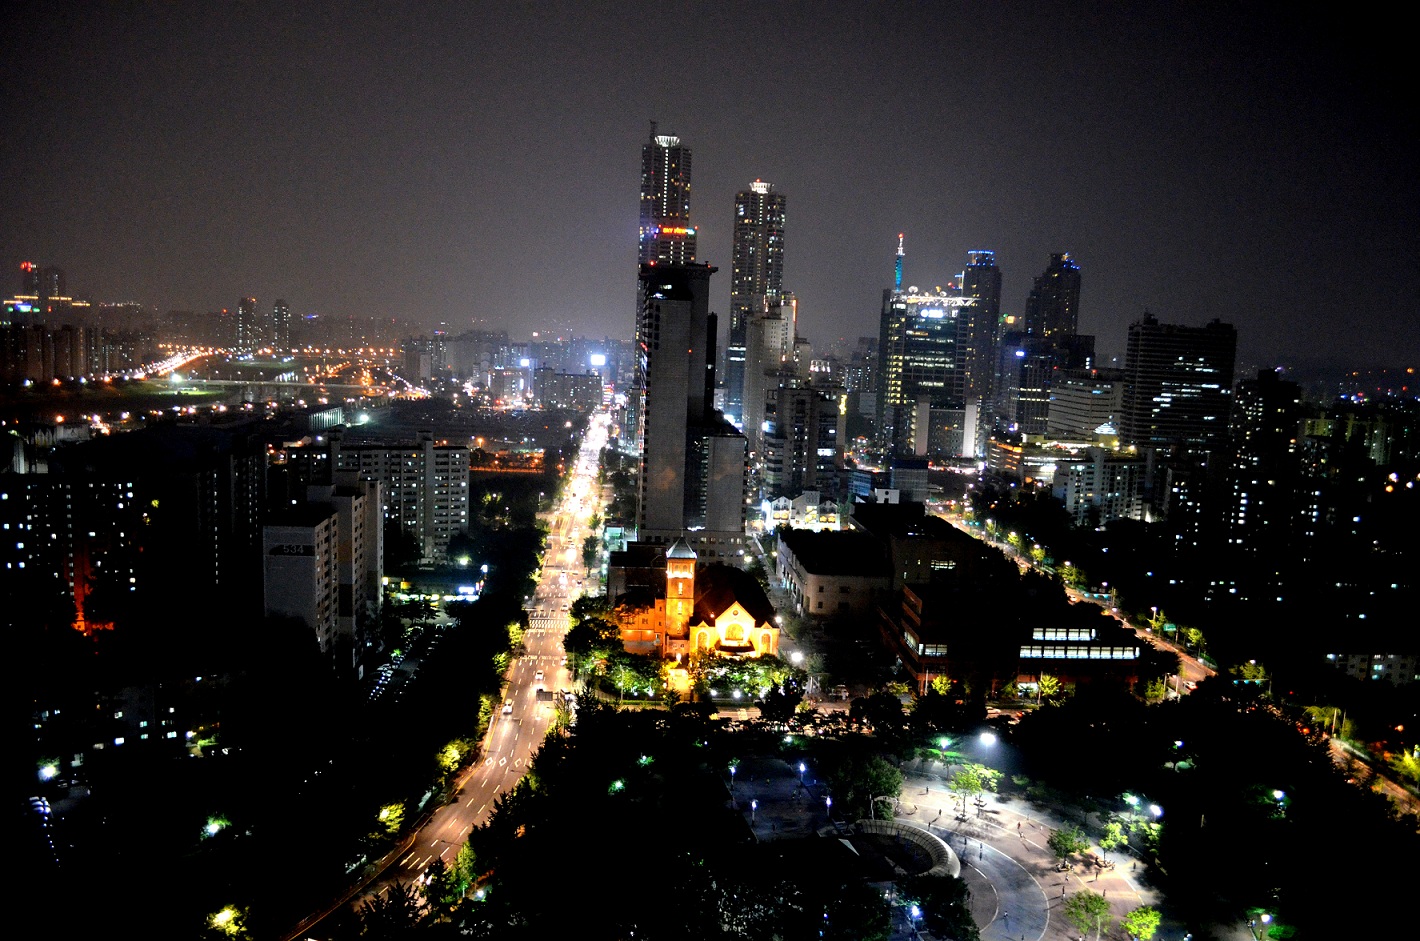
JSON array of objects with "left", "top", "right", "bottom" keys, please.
[{"left": 751, "top": 799, "right": 758, "bottom": 825}]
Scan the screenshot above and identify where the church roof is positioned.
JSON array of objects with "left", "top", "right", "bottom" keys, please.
[
  {"left": 666, "top": 537, "right": 698, "bottom": 560},
  {"left": 691, "top": 563, "right": 777, "bottom": 627}
]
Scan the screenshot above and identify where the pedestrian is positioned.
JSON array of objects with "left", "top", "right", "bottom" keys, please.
[{"left": 1017, "top": 821, "right": 1022, "bottom": 834}]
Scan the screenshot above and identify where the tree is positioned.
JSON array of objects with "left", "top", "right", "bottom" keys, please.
[
  {"left": 948, "top": 763, "right": 1001, "bottom": 816},
  {"left": 454, "top": 841, "right": 479, "bottom": 894},
  {"left": 357, "top": 880, "right": 421, "bottom": 939},
  {"left": 1063, "top": 889, "right": 1112, "bottom": 940},
  {"left": 562, "top": 615, "right": 618, "bottom": 677},
  {"left": 1048, "top": 825, "right": 1089, "bottom": 868},
  {"left": 897, "top": 874, "right": 980, "bottom": 941},
  {"left": 1037, "top": 673, "right": 1061, "bottom": 705},
  {"left": 610, "top": 661, "right": 638, "bottom": 702},
  {"left": 759, "top": 684, "right": 803, "bottom": 724},
  {"left": 852, "top": 690, "right": 905, "bottom": 731},
  {"left": 823, "top": 879, "right": 892, "bottom": 940},
  {"left": 421, "top": 857, "right": 463, "bottom": 914},
  {"left": 1144, "top": 677, "right": 1168, "bottom": 702},
  {"left": 1389, "top": 747, "right": 1420, "bottom": 786},
  {"left": 1098, "top": 820, "right": 1127, "bottom": 864},
  {"left": 825, "top": 752, "right": 903, "bottom": 820},
  {"left": 1122, "top": 904, "right": 1162, "bottom": 939}
]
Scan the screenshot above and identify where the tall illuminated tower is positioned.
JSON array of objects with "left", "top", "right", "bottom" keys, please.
[
  {"left": 271, "top": 299, "right": 291, "bottom": 351},
  {"left": 726, "top": 180, "right": 786, "bottom": 423},
  {"left": 638, "top": 124, "right": 696, "bottom": 265},
  {"left": 1022, "top": 253, "right": 1081, "bottom": 342},
  {"left": 958, "top": 250, "right": 1001, "bottom": 406},
  {"left": 235, "top": 297, "right": 261, "bottom": 352},
  {"left": 635, "top": 263, "right": 747, "bottom": 558}
]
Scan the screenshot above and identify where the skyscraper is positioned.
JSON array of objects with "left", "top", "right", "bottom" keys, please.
[
  {"left": 957, "top": 250, "right": 1002, "bottom": 454},
  {"left": 1120, "top": 314, "right": 1238, "bottom": 454},
  {"left": 235, "top": 296, "right": 261, "bottom": 352},
  {"left": 742, "top": 294, "right": 797, "bottom": 452},
  {"left": 638, "top": 125, "right": 696, "bottom": 266},
  {"left": 726, "top": 180, "right": 786, "bottom": 423},
  {"left": 271, "top": 298, "right": 291, "bottom": 351},
  {"left": 1225, "top": 368, "right": 1303, "bottom": 555},
  {"left": 1022, "top": 253, "right": 1081, "bottom": 342},
  {"left": 635, "top": 263, "right": 747, "bottom": 558},
  {"left": 876, "top": 237, "right": 975, "bottom": 455}
]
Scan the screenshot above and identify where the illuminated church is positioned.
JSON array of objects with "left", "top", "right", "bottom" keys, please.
[{"left": 611, "top": 538, "right": 780, "bottom": 666}]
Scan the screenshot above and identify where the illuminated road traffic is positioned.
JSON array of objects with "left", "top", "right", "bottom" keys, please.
[{"left": 289, "top": 408, "right": 611, "bottom": 939}]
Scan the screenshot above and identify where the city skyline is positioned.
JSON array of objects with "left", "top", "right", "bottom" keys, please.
[{"left": 2, "top": 2, "right": 1415, "bottom": 371}]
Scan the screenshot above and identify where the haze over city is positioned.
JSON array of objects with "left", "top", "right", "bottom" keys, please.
[{"left": 3, "top": 1, "right": 1415, "bottom": 370}]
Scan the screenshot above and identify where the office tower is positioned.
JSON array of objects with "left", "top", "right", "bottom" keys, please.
[
  {"left": 1046, "top": 368, "right": 1125, "bottom": 441},
  {"left": 1053, "top": 446, "right": 1153, "bottom": 529},
  {"left": 1120, "top": 314, "right": 1238, "bottom": 453},
  {"left": 876, "top": 281, "right": 973, "bottom": 456},
  {"left": 958, "top": 250, "right": 1001, "bottom": 402},
  {"left": 235, "top": 296, "right": 261, "bottom": 352},
  {"left": 635, "top": 263, "right": 747, "bottom": 558},
  {"left": 271, "top": 298, "right": 291, "bottom": 351},
  {"left": 20, "top": 261, "right": 41, "bottom": 296},
  {"left": 1022, "top": 253, "right": 1081, "bottom": 342},
  {"left": 726, "top": 180, "right": 786, "bottom": 423},
  {"left": 760, "top": 377, "right": 841, "bottom": 498},
  {"left": 638, "top": 125, "right": 696, "bottom": 266}
]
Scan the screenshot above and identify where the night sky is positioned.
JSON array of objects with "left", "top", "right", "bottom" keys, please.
[{"left": 3, "top": 2, "right": 1415, "bottom": 371}]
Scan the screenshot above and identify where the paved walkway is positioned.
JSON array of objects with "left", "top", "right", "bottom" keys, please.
[{"left": 899, "top": 774, "right": 1198, "bottom": 941}]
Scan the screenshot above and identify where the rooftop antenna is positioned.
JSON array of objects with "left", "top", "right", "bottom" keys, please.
[{"left": 894, "top": 233, "right": 905, "bottom": 292}]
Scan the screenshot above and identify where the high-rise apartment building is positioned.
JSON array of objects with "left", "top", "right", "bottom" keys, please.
[
  {"left": 726, "top": 180, "right": 786, "bottom": 423},
  {"left": 271, "top": 298, "right": 291, "bottom": 351},
  {"left": 1022, "top": 253, "right": 1081, "bottom": 342},
  {"left": 638, "top": 126, "right": 696, "bottom": 266},
  {"left": 1120, "top": 314, "right": 1238, "bottom": 454},
  {"left": 235, "top": 296, "right": 262, "bottom": 352},
  {"left": 327, "top": 430, "right": 470, "bottom": 563},
  {"left": 635, "top": 263, "right": 747, "bottom": 558},
  {"left": 263, "top": 506, "right": 341, "bottom": 660},
  {"left": 742, "top": 294, "right": 797, "bottom": 451},
  {"left": 1225, "top": 368, "right": 1303, "bottom": 554}
]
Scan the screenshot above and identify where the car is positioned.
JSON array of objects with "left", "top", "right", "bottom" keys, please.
[
  {"left": 502, "top": 700, "right": 514, "bottom": 714},
  {"left": 534, "top": 669, "right": 544, "bottom": 682},
  {"left": 1184, "top": 680, "right": 1198, "bottom": 691}
]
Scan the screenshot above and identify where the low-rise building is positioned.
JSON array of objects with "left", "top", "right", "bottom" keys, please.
[{"left": 775, "top": 527, "right": 890, "bottom": 620}]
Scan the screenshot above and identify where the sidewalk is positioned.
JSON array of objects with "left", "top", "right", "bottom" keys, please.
[{"left": 898, "top": 773, "right": 1178, "bottom": 941}]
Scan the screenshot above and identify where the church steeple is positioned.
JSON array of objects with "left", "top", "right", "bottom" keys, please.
[{"left": 665, "top": 538, "right": 697, "bottom": 640}]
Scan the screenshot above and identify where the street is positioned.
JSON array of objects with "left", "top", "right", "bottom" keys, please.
[{"left": 288, "top": 409, "right": 611, "bottom": 940}]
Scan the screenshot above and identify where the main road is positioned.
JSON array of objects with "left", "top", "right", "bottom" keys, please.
[{"left": 287, "top": 408, "right": 612, "bottom": 940}]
